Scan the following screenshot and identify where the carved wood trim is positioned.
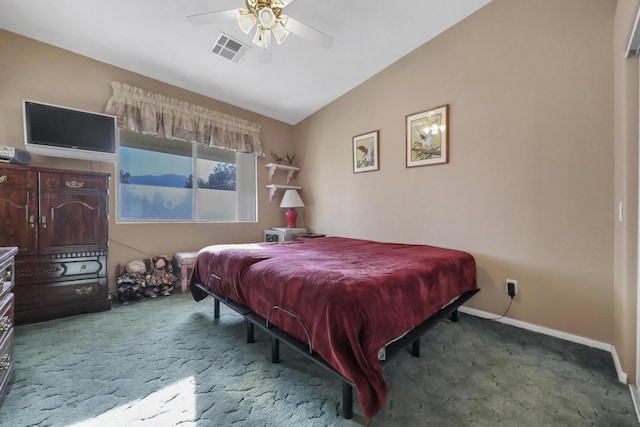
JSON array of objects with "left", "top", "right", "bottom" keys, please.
[{"left": 16, "top": 264, "right": 63, "bottom": 279}]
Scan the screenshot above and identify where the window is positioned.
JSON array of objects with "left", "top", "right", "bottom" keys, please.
[{"left": 117, "top": 130, "right": 256, "bottom": 223}]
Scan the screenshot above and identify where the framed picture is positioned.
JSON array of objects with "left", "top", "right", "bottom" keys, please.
[
  {"left": 406, "top": 104, "right": 449, "bottom": 167},
  {"left": 352, "top": 130, "right": 379, "bottom": 173}
]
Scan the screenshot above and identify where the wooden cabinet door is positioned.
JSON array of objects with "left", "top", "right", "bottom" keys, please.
[
  {"left": 0, "top": 168, "right": 37, "bottom": 256},
  {"left": 38, "top": 172, "right": 108, "bottom": 254}
]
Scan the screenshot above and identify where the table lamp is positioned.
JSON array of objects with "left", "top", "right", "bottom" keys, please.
[{"left": 280, "top": 189, "right": 304, "bottom": 228}]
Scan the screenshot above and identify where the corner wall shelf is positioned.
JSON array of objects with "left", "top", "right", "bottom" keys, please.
[
  {"left": 266, "top": 184, "right": 302, "bottom": 202},
  {"left": 265, "top": 163, "right": 300, "bottom": 184}
]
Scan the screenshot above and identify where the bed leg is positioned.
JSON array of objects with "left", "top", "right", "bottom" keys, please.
[
  {"left": 411, "top": 339, "right": 420, "bottom": 357},
  {"left": 214, "top": 298, "right": 220, "bottom": 319},
  {"left": 450, "top": 309, "right": 459, "bottom": 322},
  {"left": 342, "top": 381, "right": 353, "bottom": 419},
  {"left": 246, "top": 321, "right": 254, "bottom": 343},
  {"left": 272, "top": 337, "right": 280, "bottom": 363}
]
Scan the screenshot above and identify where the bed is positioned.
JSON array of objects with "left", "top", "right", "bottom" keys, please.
[{"left": 189, "top": 236, "right": 478, "bottom": 419}]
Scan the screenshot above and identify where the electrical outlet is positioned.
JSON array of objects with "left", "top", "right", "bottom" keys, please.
[{"left": 506, "top": 279, "right": 518, "bottom": 297}]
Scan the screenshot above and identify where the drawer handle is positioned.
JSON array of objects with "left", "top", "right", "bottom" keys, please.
[
  {"left": 0, "top": 316, "right": 11, "bottom": 331},
  {"left": 41, "top": 215, "right": 47, "bottom": 229},
  {"left": 75, "top": 287, "right": 93, "bottom": 296},
  {"left": 29, "top": 214, "right": 35, "bottom": 228},
  {"left": 0, "top": 354, "right": 10, "bottom": 371},
  {"left": 65, "top": 180, "right": 85, "bottom": 189},
  {"left": 0, "top": 176, "right": 7, "bottom": 183}
]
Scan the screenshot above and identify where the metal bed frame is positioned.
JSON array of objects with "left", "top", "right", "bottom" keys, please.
[{"left": 194, "top": 278, "right": 479, "bottom": 419}]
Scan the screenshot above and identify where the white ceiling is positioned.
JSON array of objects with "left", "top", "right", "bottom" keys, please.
[{"left": 0, "top": 0, "right": 491, "bottom": 125}]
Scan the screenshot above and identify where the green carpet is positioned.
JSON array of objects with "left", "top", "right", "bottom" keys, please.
[{"left": 0, "top": 293, "right": 637, "bottom": 426}]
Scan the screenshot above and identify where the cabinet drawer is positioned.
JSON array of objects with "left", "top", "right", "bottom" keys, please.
[
  {"left": 13, "top": 280, "right": 106, "bottom": 311},
  {"left": 41, "top": 172, "right": 107, "bottom": 193},
  {"left": 0, "top": 258, "right": 13, "bottom": 298},
  {"left": 15, "top": 258, "right": 105, "bottom": 285},
  {"left": 0, "top": 329, "right": 13, "bottom": 391},
  {"left": 0, "top": 293, "right": 13, "bottom": 334},
  {"left": 0, "top": 168, "right": 32, "bottom": 187},
  {"left": 0, "top": 325, "right": 11, "bottom": 357}
]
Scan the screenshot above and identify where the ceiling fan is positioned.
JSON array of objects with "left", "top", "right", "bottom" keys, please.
[{"left": 187, "top": 0, "right": 333, "bottom": 51}]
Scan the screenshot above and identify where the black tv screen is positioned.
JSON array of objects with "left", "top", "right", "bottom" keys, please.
[{"left": 23, "top": 100, "right": 117, "bottom": 163}]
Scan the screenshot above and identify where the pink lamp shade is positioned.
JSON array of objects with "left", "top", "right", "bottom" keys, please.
[{"left": 280, "top": 189, "right": 304, "bottom": 228}]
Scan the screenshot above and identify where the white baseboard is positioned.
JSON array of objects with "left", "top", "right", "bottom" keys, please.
[
  {"left": 630, "top": 384, "right": 640, "bottom": 423},
  {"left": 458, "top": 306, "right": 628, "bottom": 383},
  {"left": 611, "top": 345, "right": 628, "bottom": 384}
]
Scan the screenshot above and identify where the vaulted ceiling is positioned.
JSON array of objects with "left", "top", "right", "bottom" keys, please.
[{"left": 0, "top": 0, "right": 491, "bottom": 124}]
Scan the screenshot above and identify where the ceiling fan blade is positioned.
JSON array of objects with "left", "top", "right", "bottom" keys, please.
[
  {"left": 286, "top": 17, "right": 333, "bottom": 49},
  {"left": 187, "top": 9, "right": 238, "bottom": 26}
]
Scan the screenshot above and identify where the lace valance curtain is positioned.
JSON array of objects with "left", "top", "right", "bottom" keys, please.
[{"left": 104, "top": 81, "right": 264, "bottom": 156}]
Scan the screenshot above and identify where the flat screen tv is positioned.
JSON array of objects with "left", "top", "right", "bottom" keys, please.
[{"left": 23, "top": 100, "right": 118, "bottom": 163}]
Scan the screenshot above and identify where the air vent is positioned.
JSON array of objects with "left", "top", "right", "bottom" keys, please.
[{"left": 211, "top": 33, "right": 249, "bottom": 63}]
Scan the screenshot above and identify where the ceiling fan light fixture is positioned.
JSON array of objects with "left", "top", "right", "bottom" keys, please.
[
  {"left": 236, "top": 0, "right": 295, "bottom": 48},
  {"left": 252, "top": 27, "right": 270, "bottom": 49},
  {"left": 257, "top": 6, "right": 276, "bottom": 28},
  {"left": 237, "top": 10, "right": 257, "bottom": 34},
  {"left": 271, "top": 21, "right": 289, "bottom": 44}
]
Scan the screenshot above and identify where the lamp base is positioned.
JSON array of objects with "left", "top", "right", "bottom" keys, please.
[{"left": 285, "top": 208, "right": 297, "bottom": 228}]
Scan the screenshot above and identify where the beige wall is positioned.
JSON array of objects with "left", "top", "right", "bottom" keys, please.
[
  {"left": 614, "top": 0, "right": 640, "bottom": 382},
  {"left": 296, "top": 0, "right": 617, "bottom": 352},
  {"left": 2, "top": 0, "right": 638, "bottom": 379},
  {"left": 0, "top": 29, "right": 296, "bottom": 288}
]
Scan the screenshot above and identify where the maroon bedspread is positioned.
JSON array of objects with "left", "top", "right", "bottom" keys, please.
[{"left": 190, "top": 236, "right": 477, "bottom": 418}]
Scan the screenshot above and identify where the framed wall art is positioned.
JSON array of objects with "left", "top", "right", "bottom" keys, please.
[
  {"left": 406, "top": 104, "right": 448, "bottom": 167},
  {"left": 353, "top": 130, "right": 379, "bottom": 173}
]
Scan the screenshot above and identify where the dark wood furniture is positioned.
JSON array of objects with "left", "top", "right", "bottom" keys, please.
[
  {"left": 0, "top": 165, "right": 110, "bottom": 324},
  {"left": 0, "top": 246, "right": 17, "bottom": 409}
]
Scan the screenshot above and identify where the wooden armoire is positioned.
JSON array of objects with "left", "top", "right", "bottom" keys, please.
[{"left": 0, "top": 164, "right": 110, "bottom": 324}]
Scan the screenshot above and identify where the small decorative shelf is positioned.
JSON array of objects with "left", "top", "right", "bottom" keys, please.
[
  {"left": 265, "top": 163, "right": 300, "bottom": 184},
  {"left": 266, "top": 184, "right": 302, "bottom": 202}
]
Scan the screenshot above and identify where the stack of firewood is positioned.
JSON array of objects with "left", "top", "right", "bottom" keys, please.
[{"left": 115, "top": 256, "right": 177, "bottom": 303}]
